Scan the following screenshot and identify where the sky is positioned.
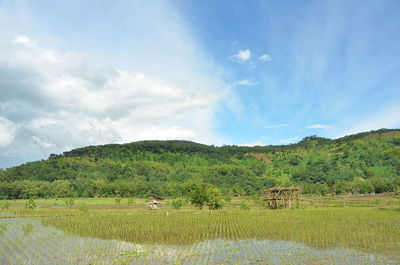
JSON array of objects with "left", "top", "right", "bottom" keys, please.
[{"left": 1, "top": 0, "right": 400, "bottom": 168}]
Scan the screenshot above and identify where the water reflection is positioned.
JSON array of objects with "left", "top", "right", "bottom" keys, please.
[{"left": 0, "top": 218, "right": 397, "bottom": 265}]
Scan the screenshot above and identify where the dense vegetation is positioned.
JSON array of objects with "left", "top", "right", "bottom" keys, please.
[{"left": 0, "top": 129, "right": 399, "bottom": 199}]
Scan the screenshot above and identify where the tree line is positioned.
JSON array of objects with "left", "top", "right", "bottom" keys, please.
[{"left": 0, "top": 129, "right": 399, "bottom": 199}]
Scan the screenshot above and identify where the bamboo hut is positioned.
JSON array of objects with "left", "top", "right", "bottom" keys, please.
[
  {"left": 147, "top": 194, "right": 164, "bottom": 210},
  {"left": 262, "top": 187, "right": 299, "bottom": 209}
]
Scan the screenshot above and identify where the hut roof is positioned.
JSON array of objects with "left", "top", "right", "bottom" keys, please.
[
  {"left": 264, "top": 187, "right": 299, "bottom": 193},
  {"left": 149, "top": 194, "right": 164, "bottom": 200}
]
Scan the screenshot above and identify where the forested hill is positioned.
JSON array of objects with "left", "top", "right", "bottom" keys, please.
[{"left": 1, "top": 129, "right": 400, "bottom": 199}]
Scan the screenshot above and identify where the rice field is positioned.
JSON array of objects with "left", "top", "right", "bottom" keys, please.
[{"left": 1, "top": 195, "right": 400, "bottom": 264}]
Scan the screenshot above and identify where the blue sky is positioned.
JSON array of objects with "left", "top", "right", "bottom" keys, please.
[{"left": 0, "top": 0, "right": 400, "bottom": 168}]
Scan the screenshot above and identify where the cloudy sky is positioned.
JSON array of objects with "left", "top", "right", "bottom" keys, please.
[{"left": 1, "top": 0, "right": 400, "bottom": 168}]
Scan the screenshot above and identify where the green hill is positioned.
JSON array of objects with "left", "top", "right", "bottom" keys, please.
[{"left": 1, "top": 129, "right": 399, "bottom": 199}]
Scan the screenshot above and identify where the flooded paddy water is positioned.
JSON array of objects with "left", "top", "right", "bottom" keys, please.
[{"left": 0, "top": 217, "right": 398, "bottom": 265}]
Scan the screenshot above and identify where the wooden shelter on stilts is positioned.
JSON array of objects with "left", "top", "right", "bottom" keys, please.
[
  {"left": 262, "top": 187, "right": 299, "bottom": 209},
  {"left": 147, "top": 194, "right": 164, "bottom": 210}
]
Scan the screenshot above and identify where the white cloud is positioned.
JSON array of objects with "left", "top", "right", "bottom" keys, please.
[
  {"left": 280, "top": 137, "right": 300, "bottom": 144},
  {"left": 32, "top": 136, "right": 55, "bottom": 149},
  {"left": 233, "top": 49, "right": 251, "bottom": 62},
  {"left": 13, "top": 35, "right": 32, "bottom": 45},
  {"left": 0, "top": 117, "right": 16, "bottom": 147},
  {"left": 236, "top": 79, "right": 258, "bottom": 86},
  {"left": 258, "top": 54, "right": 272, "bottom": 61},
  {"left": 0, "top": 35, "right": 226, "bottom": 166},
  {"left": 238, "top": 141, "right": 266, "bottom": 147},
  {"left": 264, "top": 124, "right": 288, "bottom": 129},
  {"left": 306, "top": 124, "right": 334, "bottom": 130}
]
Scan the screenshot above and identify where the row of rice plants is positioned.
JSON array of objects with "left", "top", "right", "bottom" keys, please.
[
  {"left": 42, "top": 208, "right": 400, "bottom": 257},
  {"left": 1, "top": 216, "right": 398, "bottom": 264}
]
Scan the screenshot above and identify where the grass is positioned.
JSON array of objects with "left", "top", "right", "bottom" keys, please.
[
  {"left": 1, "top": 193, "right": 400, "bottom": 262},
  {"left": 42, "top": 208, "right": 400, "bottom": 256}
]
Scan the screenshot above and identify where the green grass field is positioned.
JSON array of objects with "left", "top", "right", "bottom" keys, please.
[{"left": 1, "top": 194, "right": 399, "bottom": 264}]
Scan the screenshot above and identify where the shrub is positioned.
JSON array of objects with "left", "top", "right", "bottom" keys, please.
[
  {"left": 171, "top": 199, "right": 183, "bottom": 209},
  {"left": 79, "top": 203, "right": 88, "bottom": 214},
  {"left": 127, "top": 198, "right": 135, "bottom": 205},
  {"left": 223, "top": 194, "right": 232, "bottom": 204},
  {"left": 25, "top": 198, "right": 36, "bottom": 209},
  {"left": 65, "top": 198, "right": 74, "bottom": 207},
  {"left": 115, "top": 196, "right": 121, "bottom": 206},
  {"left": 240, "top": 201, "right": 250, "bottom": 210},
  {"left": 0, "top": 200, "right": 10, "bottom": 210}
]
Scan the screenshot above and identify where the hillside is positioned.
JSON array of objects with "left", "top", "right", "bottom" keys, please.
[{"left": 0, "top": 129, "right": 399, "bottom": 199}]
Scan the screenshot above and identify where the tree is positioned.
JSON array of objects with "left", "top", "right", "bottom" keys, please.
[
  {"left": 188, "top": 183, "right": 209, "bottom": 209},
  {"left": 206, "top": 187, "right": 224, "bottom": 210},
  {"left": 188, "top": 183, "right": 224, "bottom": 210}
]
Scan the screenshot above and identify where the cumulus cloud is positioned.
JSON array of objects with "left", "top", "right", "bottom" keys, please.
[
  {"left": 0, "top": 36, "right": 225, "bottom": 167},
  {"left": 0, "top": 117, "right": 16, "bottom": 147},
  {"left": 306, "top": 124, "right": 334, "bottom": 130},
  {"left": 236, "top": 79, "right": 258, "bottom": 86},
  {"left": 233, "top": 49, "right": 251, "bottom": 62},
  {"left": 258, "top": 54, "right": 272, "bottom": 61}
]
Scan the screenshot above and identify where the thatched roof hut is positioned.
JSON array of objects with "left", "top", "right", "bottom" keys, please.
[
  {"left": 148, "top": 194, "right": 164, "bottom": 210},
  {"left": 149, "top": 194, "right": 164, "bottom": 201}
]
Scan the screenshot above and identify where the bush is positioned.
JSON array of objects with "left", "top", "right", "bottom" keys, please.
[
  {"left": 0, "top": 200, "right": 10, "bottom": 209},
  {"left": 25, "top": 198, "right": 36, "bottom": 209},
  {"left": 223, "top": 194, "right": 232, "bottom": 204},
  {"left": 127, "top": 198, "right": 135, "bottom": 205},
  {"left": 114, "top": 196, "right": 121, "bottom": 206},
  {"left": 333, "top": 180, "right": 352, "bottom": 195},
  {"left": 371, "top": 178, "right": 396, "bottom": 193},
  {"left": 171, "top": 199, "right": 183, "bottom": 209},
  {"left": 65, "top": 198, "right": 74, "bottom": 207},
  {"left": 79, "top": 203, "right": 88, "bottom": 213},
  {"left": 350, "top": 179, "right": 374, "bottom": 194},
  {"left": 240, "top": 201, "right": 250, "bottom": 210}
]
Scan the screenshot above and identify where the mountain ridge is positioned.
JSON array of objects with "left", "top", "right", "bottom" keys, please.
[{"left": 0, "top": 128, "right": 399, "bottom": 199}]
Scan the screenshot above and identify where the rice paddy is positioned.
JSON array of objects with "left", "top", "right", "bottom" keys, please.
[{"left": 1, "top": 195, "right": 399, "bottom": 264}]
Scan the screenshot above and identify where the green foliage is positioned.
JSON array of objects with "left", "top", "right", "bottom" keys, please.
[
  {"left": 127, "top": 198, "right": 135, "bottom": 205},
  {"left": 171, "top": 199, "right": 183, "bottom": 209},
  {"left": 79, "top": 203, "right": 88, "bottom": 214},
  {"left": 25, "top": 198, "right": 36, "bottom": 209},
  {"left": 333, "top": 180, "right": 352, "bottom": 195},
  {"left": 240, "top": 201, "right": 250, "bottom": 210},
  {"left": 0, "top": 129, "right": 399, "bottom": 198},
  {"left": 371, "top": 177, "right": 397, "bottom": 193},
  {"left": 206, "top": 188, "right": 224, "bottom": 210},
  {"left": 65, "top": 198, "right": 74, "bottom": 207},
  {"left": 187, "top": 183, "right": 224, "bottom": 210},
  {"left": 0, "top": 200, "right": 10, "bottom": 209},
  {"left": 301, "top": 183, "right": 329, "bottom": 195},
  {"left": 223, "top": 194, "right": 232, "bottom": 203},
  {"left": 350, "top": 179, "right": 374, "bottom": 194},
  {"left": 114, "top": 196, "right": 121, "bottom": 206},
  {"left": 188, "top": 183, "right": 209, "bottom": 210}
]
